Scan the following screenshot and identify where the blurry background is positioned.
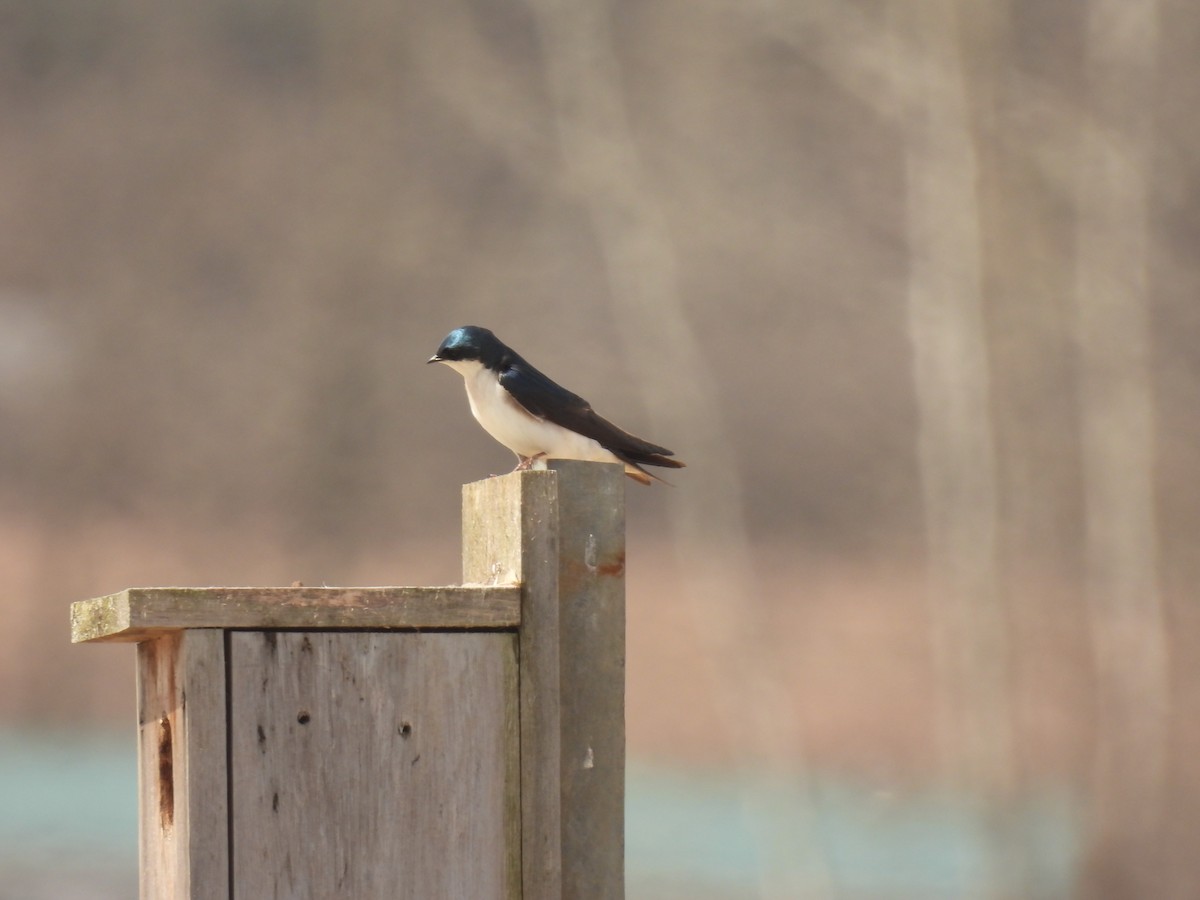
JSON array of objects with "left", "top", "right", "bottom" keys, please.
[{"left": 2, "top": 0, "right": 1198, "bottom": 897}]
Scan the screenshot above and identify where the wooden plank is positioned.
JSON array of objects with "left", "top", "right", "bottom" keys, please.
[
  {"left": 137, "top": 630, "right": 228, "bottom": 900},
  {"left": 464, "top": 468, "right": 560, "bottom": 899},
  {"left": 552, "top": 461, "right": 626, "bottom": 900},
  {"left": 227, "top": 631, "right": 519, "bottom": 900},
  {"left": 72, "top": 585, "right": 521, "bottom": 643},
  {"left": 462, "top": 461, "right": 626, "bottom": 900}
]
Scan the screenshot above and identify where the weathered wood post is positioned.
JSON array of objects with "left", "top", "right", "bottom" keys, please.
[{"left": 71, "top": 460, "right": 626, "bottom": 900}]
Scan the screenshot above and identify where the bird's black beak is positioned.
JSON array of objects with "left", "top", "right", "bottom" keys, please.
[{"left": 426, "top": 355, "right": 441, "bottom": 364}]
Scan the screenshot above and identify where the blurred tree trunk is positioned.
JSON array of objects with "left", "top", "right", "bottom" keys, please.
[
  {"left": 1073, "top": 1, "right": 1171, "bottom": 896},
  {"left": 889, "top": 2, "right": 1017, "bottom": 895}
]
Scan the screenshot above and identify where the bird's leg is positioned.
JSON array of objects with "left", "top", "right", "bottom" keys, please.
[{"left": 513, "top": 453, "right": 547, "bottom": 472}]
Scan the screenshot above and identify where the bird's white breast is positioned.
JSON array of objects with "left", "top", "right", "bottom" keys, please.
[{"left": 442, "top": 359, "right": 623, "bottom": 465}]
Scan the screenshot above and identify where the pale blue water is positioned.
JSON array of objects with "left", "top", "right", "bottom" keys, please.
[
  {"left": 0, "top": 731, "right": 1081, "bottom": 899},
  {"left": 0, "top": 730, "right": 137, "bottom": 900},
  {"left": 626, "top": 763, "right": 1082, "bottom": 898},
  {"left": 0, "top": 730, "right": 137, "bottom": 852}
]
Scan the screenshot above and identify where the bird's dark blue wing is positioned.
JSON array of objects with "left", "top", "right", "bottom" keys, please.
[{"left": 498, "top": 357, "right": 682, "bottom": 465}]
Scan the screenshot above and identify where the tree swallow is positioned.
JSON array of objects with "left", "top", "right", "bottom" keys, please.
[{"left": 428, "top": 326, "right": 685, "bottom": 485}]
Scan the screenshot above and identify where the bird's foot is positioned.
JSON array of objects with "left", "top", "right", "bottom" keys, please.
[{"left": 513, "top": 453, "right": 547, "bottom": 472}]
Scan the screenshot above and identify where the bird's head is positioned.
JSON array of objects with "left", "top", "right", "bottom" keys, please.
[{"left": 427, "top": 325, "right": 503, "bottom": 370}]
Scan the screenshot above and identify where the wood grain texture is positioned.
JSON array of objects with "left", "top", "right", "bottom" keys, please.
[
  {"left": 464, "top": 468, "right": 559, "bottom": 899},
  {"left": 227, "top": 631, "right": 519, "bottom": 900},
  {"left": 462, "top": 461, "right": 626, "bottom": 900},
  {"left": 72, "top": 585, "right": 520, "bottom": 643},
  {"left": 137, "top": 630, "right": 228, "bottom": 900},
  {"left": 551, "top": 461, "right": 626, "bottom": 900}
]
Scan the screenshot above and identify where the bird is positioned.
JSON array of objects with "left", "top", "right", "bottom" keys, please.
[{"left": 428, "top": 325, "right": 685, "bottom": 485}]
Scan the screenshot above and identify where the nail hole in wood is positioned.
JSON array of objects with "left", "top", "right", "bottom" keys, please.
[{"left": 297, "top": 711, "right": 311, "bottom": 725}]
